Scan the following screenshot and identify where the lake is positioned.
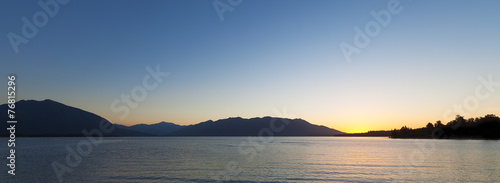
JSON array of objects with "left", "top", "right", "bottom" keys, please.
[{"left": 1, "top": 137, "right": 499, "bottom": 182}]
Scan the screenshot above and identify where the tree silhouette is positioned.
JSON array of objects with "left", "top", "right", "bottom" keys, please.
[
  {"left": 434, "top": 120, "right": 444, "bottom": 128},
  {"left": 426, "top": 122, "right": 434, "bottom": 129},
  {"left": 392, "top": 114, "right": 500, "bottom": 139}
]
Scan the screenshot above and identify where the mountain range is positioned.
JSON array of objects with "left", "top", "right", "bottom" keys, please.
[
  {"left": 115, "top": 122, "right": 184, "bottom": 136},
  {"left": 0, "top": 99, "right": 345, "bottom": 137},
  {"left": 167, "top": 117, "right": 344, "bottom": 136}
]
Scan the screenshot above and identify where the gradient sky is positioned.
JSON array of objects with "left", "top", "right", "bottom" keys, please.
[{"left": 1, "top": 0, "right": 499, "bottom": 133}]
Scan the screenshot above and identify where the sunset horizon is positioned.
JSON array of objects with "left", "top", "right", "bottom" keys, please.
[
  {"left": 3, "top": 0, "right": 499, "bottom": 135},
  {"left": 5, "top": 98, "right": 500, "bottom": 134},
  {"left": 2, "top": 0, "right": 499, "bottom": 182}
]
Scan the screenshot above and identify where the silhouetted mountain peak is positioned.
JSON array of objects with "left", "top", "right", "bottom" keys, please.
[
  {"left": 0, "top": 99, "right": 152, "bottom": 136},
  {"left": 169, "top": 116, "right": 344, "bottom": 136}
]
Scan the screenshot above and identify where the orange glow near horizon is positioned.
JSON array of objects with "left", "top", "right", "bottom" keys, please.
[
  {"left": 341, "top": 128, "right": 372, "bottom": 134},
  {"left": 71, "top": 98, "right": 500, "bottom": 134}
]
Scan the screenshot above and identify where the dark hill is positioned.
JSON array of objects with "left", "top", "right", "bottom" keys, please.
[
  {"left": 168, "top": 117, "right": 344, "bottom": 136},
  {"left": 0, "top": 99, "right": 152, "bottom": 136}
]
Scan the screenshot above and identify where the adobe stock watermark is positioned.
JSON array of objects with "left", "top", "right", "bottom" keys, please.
[
  {"left": 432, "top": 73, "right": 499, "bottom": 137},
  {"left": 7, "top": 0, "right": 70, "bottom": 54},
  {"left": 51, "top": 119, "right": 115, "bottom": 182},
  {"left": 51, "top": 64, "right": 168, "bottom": 182},
  {"left": 391, "top": 74, "right": 499, "bottom": 182},
  {"left": 213, "top": 0, "right": 243, "bottom": 22},
  {"left": 392, "top": 139, "right": 435, "bottom": 182},
  {"left": 442, "top": 74, "right": 499, "bottom": 122},
  {"left": 209, "top": 107, "right": 295, "bottom": 182},
  {"left": 339, "top": 0, "right": 406, "bottom": 63},
  {"left": 111, "top": 64, "right": 169, "bottom": 120}
]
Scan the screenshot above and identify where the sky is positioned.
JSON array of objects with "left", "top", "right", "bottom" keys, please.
[{"left": 1, "top": 0, "right": 499, "bottom": 133}]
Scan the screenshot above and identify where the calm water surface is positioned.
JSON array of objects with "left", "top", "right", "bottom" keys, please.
[{"left": 1, "top": 137, "right": 499, "bottom": 182}]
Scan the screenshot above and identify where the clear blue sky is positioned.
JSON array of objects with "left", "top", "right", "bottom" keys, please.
[{"left": 1, "top": 0, "right": 499, "bottom": 132}]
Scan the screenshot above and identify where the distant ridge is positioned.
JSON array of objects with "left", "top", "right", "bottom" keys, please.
[{"left": 116, "top": 122, "right": 185, "bottom": 136}]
